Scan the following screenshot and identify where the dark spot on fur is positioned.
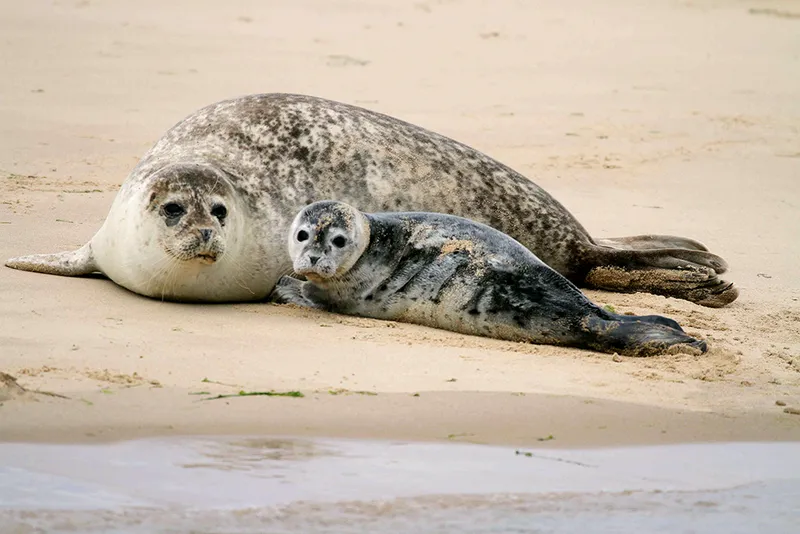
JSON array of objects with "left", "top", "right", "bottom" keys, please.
[{"left": 294, "top": 146, "right": 310, "bottom": 161}]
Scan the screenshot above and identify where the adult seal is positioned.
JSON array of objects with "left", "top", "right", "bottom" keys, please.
[
  {"left": 273, "top": 201, "right": 707, "bottom": 356},
  {"left": 6, "top": 93, "right": 737, "bottom": 306}
]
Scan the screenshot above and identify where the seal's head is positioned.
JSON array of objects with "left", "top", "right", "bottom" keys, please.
[
  {"left": 144, "top": 163, "right": 238, "bottom": 265},
  {"left": 288, "top": 201, "right": 370, "bottom": 282},
  {"left": 90, "top": 161, "right": 266, "bottom": 301}
]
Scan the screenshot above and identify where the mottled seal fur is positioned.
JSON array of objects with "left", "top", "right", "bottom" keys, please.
[
  {"left": 6, "top": 93, "right": 736, "bottom": 306},
  {"left": 273, "top": 201, "right": 707, "bottom": 356}
]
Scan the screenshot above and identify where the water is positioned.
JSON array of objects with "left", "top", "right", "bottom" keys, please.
[{"left": 1, "top": 437, "right": 798, "bottom": 533}]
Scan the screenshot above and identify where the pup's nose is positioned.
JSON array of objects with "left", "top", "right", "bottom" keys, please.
[
  {"left": 309, "top": 255, "right": 320, "bottom": 266},
  {"left": 199, "top": 228, "right": 213, "bottom": 242}
]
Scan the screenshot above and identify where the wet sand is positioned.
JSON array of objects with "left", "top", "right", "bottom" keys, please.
[
  {"left": 4, "top": 385, "right": 800, "bottom": 447},
  {"left": 1, "top": 0, "right": 800, "bottom": 446}
]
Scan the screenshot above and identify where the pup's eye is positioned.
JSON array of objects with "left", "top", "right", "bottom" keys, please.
[
  {"left": 332, "top": 236, "right": 347, "bottom": 248},
  {"left": 297, "top": 230, "right": 309, "bottom": 242},
  {"left": 162, "top": 203, "right": 185, "bottom": 217},
  {"left": 211, "top": 204, "right": 227, "bottom": 220}
]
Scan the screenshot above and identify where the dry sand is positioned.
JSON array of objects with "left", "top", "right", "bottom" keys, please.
[{"left": 1, "top": 0, "right": 798, "bottom": 446}]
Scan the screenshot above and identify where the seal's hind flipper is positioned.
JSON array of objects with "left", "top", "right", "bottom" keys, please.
[
  {"left": 616, "top": 313, "right": 684, "bottom": 332},
  {"left": 5, "top": 243, "right": 98, "bottom": 277},
  {"left": 585, "top": 265, "right": 738, "bottom": 308},
  {"left": 595, "top": 235, "right": 709, "bottom": 252},
  {"left": 583, "top": 245, "right": 738, "bottom": 308},
  {"left": 586, "top": 316, "right": 707, "bottom": 357},
  {"left": 597, "top": 247, "right": 728, "bottom": 274}
]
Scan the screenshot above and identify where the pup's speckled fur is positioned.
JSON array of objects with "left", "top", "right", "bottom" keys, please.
[{"left": 275, "top": 201, "right": 708, "bottom": 356}]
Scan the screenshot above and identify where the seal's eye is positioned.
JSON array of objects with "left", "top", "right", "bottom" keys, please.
[
  {"left": 211, "top": 204, "right": 227, "bottom": 220},
  {"left": 162, "top": 203, "right": 185, "bottom": 218},
  {"left": 297, "top": 230, "right": 309, "bottom": 242},
  {"left": 332, "top": 236, "right": 347, "bottom": 248}
]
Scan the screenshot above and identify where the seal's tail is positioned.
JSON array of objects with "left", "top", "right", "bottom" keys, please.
[
  {"left": 584, "top": 315, "right": 707, "bottom": 357},
  {"left": 5, "top": 243, "right": 98, "bottom": 276},
  {"left": 583, "top": 237, "right": 738, "bottom": 308}
]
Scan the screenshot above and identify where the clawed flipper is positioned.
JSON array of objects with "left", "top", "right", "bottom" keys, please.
[
  {"left": 584, "top": 236, "right": 738, "bottom": 307},
  {"left": 585, "top": 265, "right": 739, "bottom": 308},
  {"left": 269, "top": 276, "right": 324, "bottom": 309},
  {"left": 586, "top": 315, "right": 707, "bottom": 357}
]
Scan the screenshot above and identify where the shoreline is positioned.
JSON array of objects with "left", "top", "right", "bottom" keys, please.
[{"left": 2, "top": 386, "right": 798, "bottom": 448}]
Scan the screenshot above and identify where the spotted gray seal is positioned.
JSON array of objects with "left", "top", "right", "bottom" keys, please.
[
  {"left": 5, "top": 93, "right": 737, "bottom": 306},
  {"left": 273, "top": 201, "right": 707, "bottom": 356}
]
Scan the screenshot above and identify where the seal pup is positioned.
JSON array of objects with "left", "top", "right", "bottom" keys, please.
[
  {"left": 6, "top": 93, "right": 736, "bottom": 306},
  {"left": 273, "top": 201, "right": 707, "bottom": 357}
]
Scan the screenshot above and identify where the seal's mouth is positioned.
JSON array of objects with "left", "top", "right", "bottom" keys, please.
[
  {"left": 164, "top": 240, "right": 223, "bottom": 264},
  {"left": 302, "top": 272, "right": 329, "bottom": 283},
  {"left": 195, "top": 253, "right": 219, "bottom": 264},
  {"left": 294, "top": 267, "right": 334, "bottom": 281}
]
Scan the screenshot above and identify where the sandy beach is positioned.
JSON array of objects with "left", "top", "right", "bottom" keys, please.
[{"left": 1, "top": 0, "right": 799, "bottom": 447}]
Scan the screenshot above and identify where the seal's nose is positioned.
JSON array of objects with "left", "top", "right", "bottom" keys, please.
[
  {"left": 199, "top": 228, "right": 213, "bottom": 242},
  {"left": 309, "top": 255, "right": 320, "bottom": 266}
]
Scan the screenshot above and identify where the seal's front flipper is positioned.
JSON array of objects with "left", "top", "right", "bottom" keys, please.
[
  {"left": 269, "top": 276, "right": 326, "bottom": 310},
  {"left": 595, "top": 235, "right": 709, "bottom": 252},
  {"left": 586, "top": 316, "right": 707, "bottom": 357},
  {"left": 5, "top": 243, "right": 98, "bottom": 277}
]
